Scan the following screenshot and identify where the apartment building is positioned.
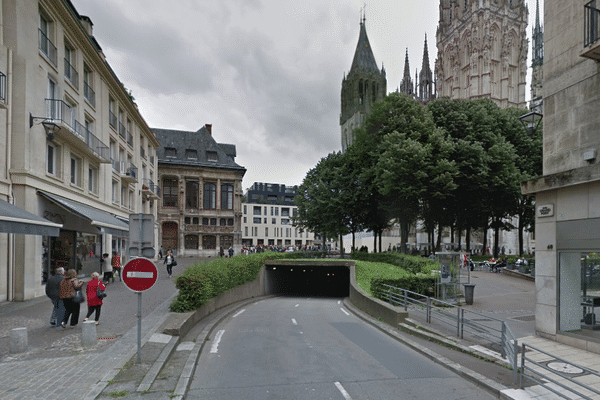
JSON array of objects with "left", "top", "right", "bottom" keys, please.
[
  {"left": 241, "top": 182, "right": 314, "bottom": 248},
  {"left": 155, "top": 124, "right": 246, "bottom": 257},
  {"left": 0, "top": 0, "right": 160, "bottom": 301}
]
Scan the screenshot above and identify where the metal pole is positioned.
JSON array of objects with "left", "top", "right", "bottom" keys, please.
[
  {"left": 457, "top": 306, "right": 460, "bottom": 338},
  {"left": 404, "top": 289, "right": 408, "bottom": 311},
  {"left": 513, "top": 340, "right": 519, "bottom": 385},
  {"left": 137, "top": 291, "right": 142, "bottom": 364}
]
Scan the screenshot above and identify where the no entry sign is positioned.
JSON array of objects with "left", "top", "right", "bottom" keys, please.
[{"left": 122, "top": 257, "right": 158, "bottom": 292}]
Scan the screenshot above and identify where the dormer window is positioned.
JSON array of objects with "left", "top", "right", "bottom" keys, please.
[
  {"left": 185, "top": 149, "right": 197, "bottom": 159},
  {"left": 165, "top": 147, "right": 176, "bottom": 158},
  {"left": 206, "top": 151, "right": 218, "bottom": 162}
]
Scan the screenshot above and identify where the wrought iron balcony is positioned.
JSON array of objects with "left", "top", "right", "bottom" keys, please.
[
  {"left": 127, "top": 130, "right": 133, "bottom": 146},
  {"left": 42, "top": 99, "right": 110, "bottom": 163},
  {"left": 118, "top": 122, "right": 126, "bottom": 139},
  {"left": 583, "top": 1, "right": 600, "bottom": 60},
  {"left": 142, "top": 178, "right": 160, "bottom": 198},
  {"left": 38, "top": 29, "right": 57, "bottom": 66},
  {"left": 120, "top": 161, "right": 138, "bottom": 183},
  {"left": 84, "top": 82, "right": 95, "bottom": 107},
  {"left": 64, "top": 58, "right": 79, "bottom": 89},
  {"left": 109, "top": 111, "right": 117, "bottom": 130}
]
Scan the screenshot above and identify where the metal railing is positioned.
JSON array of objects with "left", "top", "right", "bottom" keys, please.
[
  {"left": 38, "top": 29, "right": 57, "bottom": 66},
  {"left": 127, "top": 130, "right": 133, "bottom": 146},
  {"left": 84, "top": 81, "right": 95, "bottom": 107},
  {"left": 109, "top": 111, "right": 117, "bottom": 130},
  {"left": 380, "top": 284, "right": 519, "bottom": 383},
  {"left": 64, "top": 58, "right": 79, "bottom": 89},
  {"left": 118, "top": 122, "right": 126, "bottom": 139},
  {"left": 142, "top": 178, "right": 160, "bottom": 195},
  {"left": 520, "top": 343, "right": 600, "bottom": 399},
  {"left": 45, "top": 98, "right": 73, "bottom": 127},
  {"left": 584, "top": 1, "right": 600, "bottom": 47},
  {"left": 0, "top": 71, "right": 6, "bottom": 103},
  {"left": 73, "top": 120, "right": 110, "bottom": 161}
]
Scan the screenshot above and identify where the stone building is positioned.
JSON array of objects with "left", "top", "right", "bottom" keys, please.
[
  {"left": 0, "top": 0, "right": 160, "bottom": 301},
  {"left": 522, "top": 0, "right": 600, "bottom": 350},
  {"left": 399, "top": 35, "right": 436, "bottom": 105},
  {"left": 435, "top": 0, "right": 528, "bottom": 109},
  {"left": 340, "top": 16, "right": 387, "bottom": 152},
  {"left": 241, "top": 182, "right": 315, "bottom": 249},
  {"left": 155, "top": 125, "right": 245, "bottom": 257},
  {"left": 530, "top": 0, "right": 543, "bottom": 113}
]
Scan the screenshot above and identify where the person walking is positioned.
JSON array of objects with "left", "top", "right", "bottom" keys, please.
[
  {"left": 164, "top": 249, "right": 176, "bottom": 277},
  {"left": 101, "top": 253, "right": 113, "bottom": 283},
  {"left": 45, "top": 267, "right": 65, "bottom": 327},
  {"left": 111, "top": 251, "right": 122, "bottom": 282},
  {"left": 84, "top": 272, "right": 106, "bottom": 325},
  {"left": 228, "top": 246, "right": 234, "bottom": 257},
  {"left": 158, "top": 246, "right": 163, "bottom": 260},
  {"left": 59, "top": 269, "right": 84, "bottom": 328}
]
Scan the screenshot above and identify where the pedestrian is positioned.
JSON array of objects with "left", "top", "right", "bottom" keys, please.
[
  {"left": 101, "top": 253, "right": 113, "bottom": 283},
  {"left": 45, "top": 267, "right": 65, "bottom": 327},
  {"left": 158, "top": 246, "right": 163, "bottom": 260},
  {"left": 164, "top": 249, "right": 176, "bottom": 277},
  {"left": 228, "top": 246, "right": 234, "bottom": 257},
  {"left": 84, "top": 272, "right": 106, "bottom": 325},
  {"left": 219, "top": 247, "right": 224, "bottom": 257},
  {"left": 59, "top": 269, "right": 84, "bottom": 328},
  {"left": 111, "top": 251, "right": 122, "bottom": 282}
]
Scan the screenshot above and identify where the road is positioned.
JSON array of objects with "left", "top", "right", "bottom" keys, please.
[{"left": 188, "top": 296, "right": 494, "bottom": 400}]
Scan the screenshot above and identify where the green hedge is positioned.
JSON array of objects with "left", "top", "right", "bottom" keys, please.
[
  {"left": 170, "top": 252, "right": 289, "bottom": 312},
  {"left": 351, "top": 251, "right": 438, "bottom": 275},
  {"left": 370, "top": 275, "right": 438, "bottom": 301}
]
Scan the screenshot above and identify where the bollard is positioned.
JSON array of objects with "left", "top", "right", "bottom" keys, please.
[
  {"left": 10, "top": 327, "right": 28, "bottom": 354},
  {"left": 81, "top": 320, "right": 97, "bottom": 347}
]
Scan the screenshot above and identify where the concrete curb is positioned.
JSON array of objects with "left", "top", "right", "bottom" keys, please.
[{"left": 343, "top": 297, "right": 510, "bottom": 398}]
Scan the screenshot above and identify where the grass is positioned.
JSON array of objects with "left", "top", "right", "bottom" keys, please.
[{"left": 354, "top": 260, "right": 439, "bottom": 296}]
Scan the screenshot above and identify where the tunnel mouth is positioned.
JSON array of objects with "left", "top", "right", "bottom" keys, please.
[{"left": 265, "top": 261, "right": 351, "bottom": 298}]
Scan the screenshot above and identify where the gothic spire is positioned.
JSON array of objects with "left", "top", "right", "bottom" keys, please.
[
  {"left": 419, "top": 33, "right": 434, "bottom": 103},
  {"left": 349, "top": 18, "right": 380, "bottom": 76},
  {"left": 532, "top": 0, "right": 543, "bottom": 67},
  {"left": 399, "top": 49, "right": 413, "bottom": 95}
]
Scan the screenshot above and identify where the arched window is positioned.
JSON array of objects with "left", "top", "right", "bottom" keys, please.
[{"left": 203, "top": 235, "right": 216, "bottom": 250}]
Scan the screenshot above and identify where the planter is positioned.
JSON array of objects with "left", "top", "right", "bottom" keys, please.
[
  {"left": 530, "top": 269, "right": 535, "bottom": 277},
  {"left": 518, "top": 267, "right": 527, "bottom": 274}
]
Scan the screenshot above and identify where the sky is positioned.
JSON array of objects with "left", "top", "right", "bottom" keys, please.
[{"left": 72, "top": 0, "right": 543, "bottom": 191}]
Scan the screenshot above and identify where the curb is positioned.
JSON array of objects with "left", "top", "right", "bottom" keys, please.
[{"left": 342, "top": 297, "right": 510, "bottom": 398}]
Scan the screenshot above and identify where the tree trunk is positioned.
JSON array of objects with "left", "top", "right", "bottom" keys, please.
[
  {"left": 352, "top": 231, "right": 356, "bottom": 253},
  {"left": 518, "top": 214, "right": 524, "bottom": 256},
  {"left": 465, "top": 225, "right": 471, "bottom": 253},
  {"left": 436, "top": 222, "right": 442, "bottom": 252},
  {"left": 457, "top": 228, "right": 462, "bottom": 251},
  {"left": 482, "top": 220, "right": 489, "bottom": 256},
  {"left": 493, "top": 218, "right": 500, "bottom": 259},
  {"left": 400, "top": 222, "right": 409, "bottom": 254},
  {"left": 378, "top": 230, "right": 383, "bottom": 253}
]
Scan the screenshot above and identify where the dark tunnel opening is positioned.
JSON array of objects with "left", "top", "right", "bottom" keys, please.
[{"left": 265, "top": 264, "right": 350, "bottom": 297}]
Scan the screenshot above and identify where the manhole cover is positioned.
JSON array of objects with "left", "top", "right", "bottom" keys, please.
[
  {"left": 547, "top": 362, "right": 584, "bottom": 374},
  {"left": 511, "top": 314, "right": 535, "bottom": 322}
]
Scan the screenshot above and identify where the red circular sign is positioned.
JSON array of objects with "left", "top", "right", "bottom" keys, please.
[{"left": 122, "top": 258, "right": 158, "bottom": 292}]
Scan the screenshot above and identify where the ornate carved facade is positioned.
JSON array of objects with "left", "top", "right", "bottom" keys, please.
[
  {"left": 530, "top": 0, "right": 543, "bottom": 113},
  {"left": 435, "top": 0, "right": 528, "bottom": 108}
]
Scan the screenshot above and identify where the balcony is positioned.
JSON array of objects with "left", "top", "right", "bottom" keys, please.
[
  {"left": 64, "top": 58, "right": 79, "bottom": 89},
  {"left": 84, "top": 82, "right": 95, "bottom": 107},
  {"left": 142, "top": 178, "right": 160, "bottom": 199},
  {"left": 118, "top": 122, "right": 126, "bottom": 140},
  {"left": 109, "top": 111, "right": 117, "bottom": 130},
  {"left": 127, "top": 130, "right": 133, "bottom": 147},
  {"left": 44, "top": 99, "right": 110, "bottom": 163},
  {"left": 582, "top": 1, "right": 600, "bottom": 61},
  {"left": 0, "top": 71, "right": 6, "bottom": 108},
  {"left": 120, "top": 161, "right": 138, "bottom": 183},
  {"left": 38, "top": 29, "right": 57, "bottom": 66}
]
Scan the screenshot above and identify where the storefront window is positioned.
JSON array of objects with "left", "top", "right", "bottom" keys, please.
[
  {"left": 559, "top": 252, "right": 600, "bottom": 333},
  {"left": 77, "top": 232, "right": 100, "bottom": 276}
]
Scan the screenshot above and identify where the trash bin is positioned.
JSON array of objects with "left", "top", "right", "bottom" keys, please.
[{"left": 463, "top": 283, "right": 475, "bottom": 305}]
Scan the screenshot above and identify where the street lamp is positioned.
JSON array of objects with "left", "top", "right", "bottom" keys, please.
[
  {"left": 29, "top": 113, "right": 60, "bottom": 141},
  {"left": 518, "top": 111, "right": 543, "bottom": 137}
]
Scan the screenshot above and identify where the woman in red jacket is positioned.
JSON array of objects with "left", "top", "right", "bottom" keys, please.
[{"left": 84, "top": 272, "right": 106, "bottom": 325}]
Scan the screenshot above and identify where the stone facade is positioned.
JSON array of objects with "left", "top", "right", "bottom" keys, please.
[
  {"left": 435, "top": 0, "right": 528, "bottom": 109},
  {"left": 0, "top": 0, "right": 160, "bottom": 301}
]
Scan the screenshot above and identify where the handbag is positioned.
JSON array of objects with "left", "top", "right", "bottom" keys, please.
[
  {"left": 73, "top": 288, "right": 85, "bottom": 303},
  {"left": 171, "top": 259, "right": 177, "bottom": 267},
  {"left": 97, "top": 286, "right": 107, "bottom": 299}
]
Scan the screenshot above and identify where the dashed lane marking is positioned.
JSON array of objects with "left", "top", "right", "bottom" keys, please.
[
  {"left": 291, "top": 318, "right": 298, "bottom": 325},
  {"left": 210, "top": 330, "right": 225, "bottom": 354},
  {"left": 335, "top": 382, "right": 352, "bottom": 399},
  {"left": 340, "top": 308, "right": 350, "bottom": 316},
  {"left": 232, "top": 309, "right": 245, "bottom": 318}
]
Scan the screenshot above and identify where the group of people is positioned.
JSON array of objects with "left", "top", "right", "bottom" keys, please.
[{"left": 45, "top": 267, "right": 107, "bottom": 328}]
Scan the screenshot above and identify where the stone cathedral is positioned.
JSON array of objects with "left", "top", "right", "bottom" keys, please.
[{"left": 435, "top": 0, "right": 529, "bottom": 108}]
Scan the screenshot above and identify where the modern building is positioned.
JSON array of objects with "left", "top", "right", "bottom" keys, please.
[
  {"left": 155, "top": 125, "right": 246, "bottom": 257},
  {"left": 241, "top": 182, "right": 314, "bottom": 248},
  {"left": 340, "top": 16, "right": 387, "bottom": 152},
  {"left": 435, "top": 0, "right": 528, "bottom": 109},
  {"left": 0, "top": 0, "right": 160, "bottom": 302},
  {"left": 522, "top": 0, "right": 600, "bottom": 350}
]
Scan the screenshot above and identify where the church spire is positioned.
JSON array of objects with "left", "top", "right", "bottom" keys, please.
[
  {"left": 399, "top": 48, "right": 414, "bottom": 96},
  {"left": 349, "top": 17, "right": 380, "bottom": 75},
  {"left": 532, "top": 0, "right": 543, "bottom": 68},
  {"left": 419, "top": 33, "right": 434, "bottom": 103}
]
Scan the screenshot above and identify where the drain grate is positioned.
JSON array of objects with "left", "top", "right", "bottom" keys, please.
[{"left": 511, "top": 314, "right": 535, "bottom": 322}]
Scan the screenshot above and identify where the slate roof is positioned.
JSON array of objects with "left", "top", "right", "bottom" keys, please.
[
  {"left": 153, "top": 126, "right": 246, "bottom": 172},
  {"left": 349, "top": 20, "right": 380, "bottom": 75}
]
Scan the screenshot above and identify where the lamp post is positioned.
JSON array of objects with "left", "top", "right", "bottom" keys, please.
[
  {"left": 30, "top": 113, "right": 60, "bottom": 140},
  {"left": 518, "top": 110, "right": 543, "bottom": 136}
]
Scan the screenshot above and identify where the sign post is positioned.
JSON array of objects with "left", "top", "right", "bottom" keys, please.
[{"left": 122, "top": 257, "right": 158, "bottom": 363}]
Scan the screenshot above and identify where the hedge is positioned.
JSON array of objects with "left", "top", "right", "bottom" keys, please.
[{"left": 351, "top": 251, "right": 438, "bottom": 275}]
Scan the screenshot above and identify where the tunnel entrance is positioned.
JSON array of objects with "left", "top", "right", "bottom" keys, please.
[{"left": 264, "top": 261, "right": 350, "bottom": 297}]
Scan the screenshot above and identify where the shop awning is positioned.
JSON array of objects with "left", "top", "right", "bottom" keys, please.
[
  {"left": 38, "top": 191, "right": 129, "bottom": 237},
  {"left": 0, "top": 199, "right": 62, "bottom": 236}
]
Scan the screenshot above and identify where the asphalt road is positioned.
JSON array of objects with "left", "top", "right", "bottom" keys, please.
[{"left": 188, "top": 296, "right": 495, "bottom": 400}]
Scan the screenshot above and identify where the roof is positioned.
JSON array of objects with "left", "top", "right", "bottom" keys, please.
[
  {"left": 153, "top": 126, "right": 246, "bottom": 172},
  {"left": 349, "top": 20, "right": 381, "bottom": 75},
  {"left": 0, "top": 199, "right": 62, "bottom": 236}
]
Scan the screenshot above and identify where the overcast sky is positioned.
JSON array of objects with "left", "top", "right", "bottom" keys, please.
[{"left": 72, "top": 0, "right": 543, "bottom": 191}]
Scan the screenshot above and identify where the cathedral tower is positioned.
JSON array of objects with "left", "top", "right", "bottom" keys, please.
[
  {"left": 435, "top": 0, "right": 528, "bottom": 108},
  {"left": 340, "top": 17, "right": 387, "bottom": 152},
  {"left": 399, "top": 49, "right": 414, "bottom": 96},
  {"left": 530, "top": 0, "right": 543, "bottom": 112},
  {"left": 418, "top": 34, "right": 435, "bottom": 103}
]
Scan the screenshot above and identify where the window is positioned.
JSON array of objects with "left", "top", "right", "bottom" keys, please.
[
  {"left": 185, "top": 235, "right": 199, "bottom": 250},
  {"left": 281, "top": 219, "right": 290, "bottom": 225},
  {"left": 118, "top": 110, "right": 126, "bottom": 139},
  {"left": 64, "top": 42, "right": 78, "bottom": 88},
  {"left": 206, "top": 151, "right": 218, "bottom": 162},
  {"left": 193, "top": 217, "right": 199, "bottom": 225},
  {"left": 186, "top": 181, "right": 199, "bottom": 209},
  {"left": 121, "top": 185, "right": 126, "bottom": 207},
  {"left": 293, "top": 208, "right": 298, "bottom": 217},
  {"left": 210, "top": 218, "right": 216, "bottom": 226},
  {"left": 253, "top": 217, "right": 261, "bottom": 224},
  {"left": 220, "top": 218, "right": 226, "bottom": 226},
  {"left": 264, "top": 206, "right": 267, "bottom": 215},
  {"left": 271, "top": 207, "right": 274, "bottom": 216},
  {"left": 203, "top": 235, "right": 216, "bottom": 249},
  {"left": 243, "top": 217, "right": 247, "bottom": 223},
  {"left": 70, "top": 154, "right": 81, "bottom": 186},
  {"left": 185, "top": 149, "right": 197, "bottom": 159},
  {"left": 84, "top": 118, "right": 94, "bottom": 136},
  {"left": 112, "top": 180, "right": 119, "bottom": 204},
  {"left": 163, "top": 178, "right": 178, "bottom": 207},
  {"left": 228, "top": 219, "right": 233, "bottom": 226},
  {"left": 185, "top": 217, "right": 191, "bottom": 224},
  {"left": 165, "top": 147, "right": 177, "bottom": 158},
  {"left": 245, "top": 227, "right": 248, "bottom": 236},
  {"left": 129, "top": 189, "right": 134, "bottom": 211},
  {"left": 253, "top": 206, "right": 261, "bottom": 216},
  {"left": 203, "top": 183, "right": 216, "bottom": 209},
  {"left": 221, "top": 183, "right": 234, "bottom": 210},
  {"left": 47, "top": 142, "right": 60, "bottom": 176},
  {"left": 272, "top": 218, "right": 276, "bottom": 224},
  {"left": 265, "top": 227, "right": 269, "bottom": 237},
  {"left": 203, "top": 218, "right": 209, "bottom": 225},
  {"left": 88, "top": 166, "right": 97, "bottom": 194},
  {"left": 83, "top": 65, "right": 95, "bottom": 106},
  {"left": 109, "top": 97, "right": 117, "bottom": 129},
  {"left": 275, "top": 208, "right": 279, "bottom": 216},
  {"left": 39, "top": 12, "right": 57, "bottom": 65},
  {"left": 243, "top": 205, "right": 247, "bottom": 215},
  {"left": 264, "top": 218, "right": 267, "bottom": 224},
  {"left": 282, "top": 208, "right": 290, "bottom": 217}
]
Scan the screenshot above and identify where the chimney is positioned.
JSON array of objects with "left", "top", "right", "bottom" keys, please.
[
  {"left": 79, "top": 16, "right": 94, "bottom": 36},
  {"left": 205, "top": 124, "right": 212, "bottom": 135}
]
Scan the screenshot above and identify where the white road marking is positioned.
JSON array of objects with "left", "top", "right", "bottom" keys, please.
[
  {"left": 291, "top": 318, "right": 298, "bottom": 325},
  {"left": 340, "top": 308, "right": 350, "bottom": 316},
  {"left": 338, "top": 300, "right": 341, "bottom": 304},
  {"left": 334, "top": 382, "right": 352, "bottom": 399},
  {"left": 232, "top": 309, "right": 245, "bottom": 318},
  {"left": 210, "top": 330, "right": 225, "bottom": 354},
  {"left": 295, "top": 304, "right": 299, "bottom": 307}
]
